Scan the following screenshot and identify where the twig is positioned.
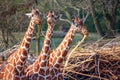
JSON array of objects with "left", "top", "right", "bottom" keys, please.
[
  {"left": 70, "top": 6, "right": 80, "bottom": 16},
  {"left": 64, "top": 73, "right": 77, "bottom": 80},
  {"left": 58, "top": 14, "right": 72, "bottom": 24},
  {"left": 95, "top": 54, "right": 101, "bottom": 80},
  {"left": 62, "top": 59, "right": 93, "bottom": 71},
  {"left": 101, "top": 36, "right": 120, "bottom": 48},
  {"left": 67, "top": 70, "right": 109, "bottom": 80},
  {"left": 63, "top": 35, "right": 87, "bottom": 73},
  {"left": 83, "top": 11, "right": 89, "bottom": 23}
]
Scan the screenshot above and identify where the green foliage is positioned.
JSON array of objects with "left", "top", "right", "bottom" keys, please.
[
  {"left": 116, "top": 9, "right": 120, "bottom": 32},
  {"left": 85, "top": 16, "right": 95, "bottom": 32}
]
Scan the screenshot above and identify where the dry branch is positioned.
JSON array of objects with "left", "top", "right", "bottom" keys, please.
[{"left": 63, "top": 36, "right": 120, "bottom": 79}]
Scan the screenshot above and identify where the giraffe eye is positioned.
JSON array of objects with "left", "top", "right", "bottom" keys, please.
[
  {"left": 73, "top": 22, "right": 79, "bottom": 27},
  {"left": 31, "top": 14, "right": 33, "bottom": 17}
]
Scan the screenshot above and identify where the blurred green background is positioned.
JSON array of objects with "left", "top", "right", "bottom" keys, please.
[{"left": 0, "top": 0, "right": 120, "bottom": 55}]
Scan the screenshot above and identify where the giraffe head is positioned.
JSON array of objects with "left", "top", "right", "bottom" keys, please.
[
  {"left": 73, "top": 17, "right": 89, "bottom": 36},
  {"left": 26, "top": 7, "right": 42, "bottom": 24},
  {"left": 47, "top": 11, "right": 57, "bottom": 26}
]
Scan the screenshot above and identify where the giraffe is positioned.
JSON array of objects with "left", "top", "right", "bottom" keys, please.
[
  {"left": 25, "top": 11, "right": 57, "bottom": 80},
  {"left": 0, "top": 7, "right": 42, "bottom": 80},
  {"left": 49, "top": 17, "right": 89, "bottom": 80}
]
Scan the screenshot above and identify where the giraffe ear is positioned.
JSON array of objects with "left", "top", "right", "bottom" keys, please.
[{"left": 25, "top": 13, "right": 32, "bottom": 18}]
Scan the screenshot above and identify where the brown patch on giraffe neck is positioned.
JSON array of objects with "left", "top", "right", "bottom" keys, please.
[
  {"left": 33, "top": 63, "right": 39, "bottom": 72},
  {"left": 57, "top": 25, "right": 76, "bottom": 52},
  {"left": 18, "top": 20, "right": 36, "bottom": 59},
  {"left": 20, "top": 47, "right": 28, "bottom": 56},
  {"left": 21, "top": 41, "right": 30, "bottom": 49},
  {"left": 50, "top": 25, "right": 76, "bottom": 70},
  {"left": 20, "top": 21, "right": 35, "bottom": 52}
]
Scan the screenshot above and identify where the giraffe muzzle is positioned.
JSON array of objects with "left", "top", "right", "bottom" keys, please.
[{"left": 36, "top": 19, "right": 41, "bottom": 24}]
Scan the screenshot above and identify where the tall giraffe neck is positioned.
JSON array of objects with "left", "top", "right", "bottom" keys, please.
[
  {"left": 49, "top": 24, "right": 76, "bottom": 80},
  {"left": 26, "top": 23, "right": 54, "bottom": 80},
  {"left": 2, "top": 19, "right": 36, "bottom": 80},
  {"left": 39, "top": 24, "right": 54, "bottom": 64},
  {"left": 55, "top": 25, "right": 75, "bottom": 68},
  {"left": 50, "top": 24, "right": 76, "bottom": 69},
  {"left": 34, "top": 24, "right": 54, "bottom": 66},
  {"left": 20, "top": 20, "right": 36, "bottom": 57}
]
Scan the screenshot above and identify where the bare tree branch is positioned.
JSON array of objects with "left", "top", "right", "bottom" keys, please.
[
  {"left": 71, "top": 6, "right": 80, "bottom": 16},
  {"left": 83, "top": 12, "right": 89, "bottom": 23},
  {"left": 58, "top": 14, "right": 72, "bottom": 24}
]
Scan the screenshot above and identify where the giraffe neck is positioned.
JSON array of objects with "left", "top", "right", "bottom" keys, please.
[
  {"left": 30, "top": 23, "right": 54, "bottom": 76},
  {"left": 19, "top": 20, "right": 36, "bottom": 57},
  {"left": 49, "top": 24, "right": 76, "bottom": 80},
  {"left": 2, "top": 20, "right": 36, "bottom": 80},
  {"left": 37, "top": 24, "right": 54, "bottom": 65},
  {"left": 54, "top": 24, "right": 76, "bottom": 68}
]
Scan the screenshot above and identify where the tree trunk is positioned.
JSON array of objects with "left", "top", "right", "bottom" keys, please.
[
  {"left": 35, "top": 25, "right": 42, "bottom": 56},
  {"left": 103, "top": 15, "right": 115, "bottom": 38},
  {"left": 110, "top": 0, "right": 119, "bottom": 31},
  {"left": 89, "top": 0, "right": 105, "bottom": 37},
  {"left": 102, "top": 0, "right": 119, "bottom": 38}
]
